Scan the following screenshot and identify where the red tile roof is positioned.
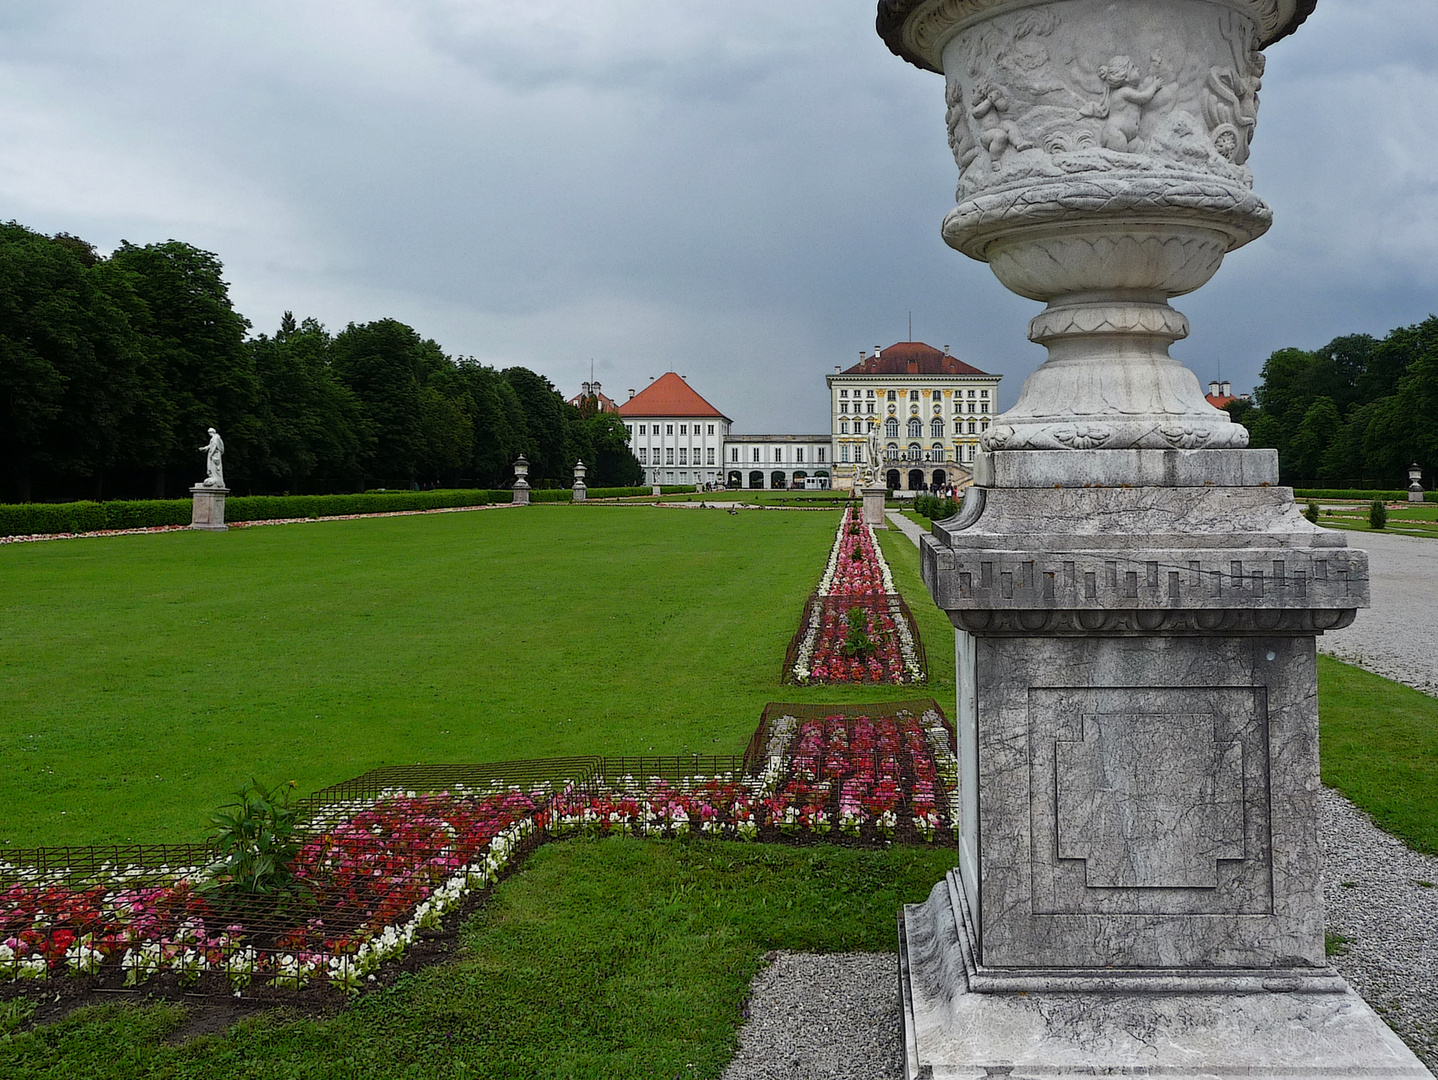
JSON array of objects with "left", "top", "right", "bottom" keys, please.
[
  {"left": 839, "top": 342, "right": 991, "bottom": 377},
  {"left": 617, "top": 372, "right": 731, "bottom": 420},
  {"left": 566, "top": 389, "right": 619, "bottom": 413},
  {"left": 1206, "top": 392, "right": 1239, "bottom": 408}
]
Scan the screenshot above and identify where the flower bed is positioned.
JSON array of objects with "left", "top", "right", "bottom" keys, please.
[
  {"left": 0, "top": 711, "right": 957, "bottom": 994},
  {"left": 788, "top": 507, "right": 924, "bottom": 683},
  {"left": 1, "top": 787, "right": 540, "bottom": 992}
]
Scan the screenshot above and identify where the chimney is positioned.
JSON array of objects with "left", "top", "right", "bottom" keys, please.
[
  {"left": 1209, "top": 380, "right": 1220, "bottom": 396},
  {"left": 834, "top": 366, "right": 841, "bottom": 373},
  {"left": 680, "top": 374, "right": 687, "bottom": 381},
  {"left": 1221, "top": 380, "right": 1231, "bottom": 397},
  {"left": 944, "top": 345, "right": 950, "bottom": 355},
  {"left": 860, "top": 350, "right": 867, "bottom": 360},
  {"left": 627, "top": 388, "right": 635, "bottom": 400},
  {"left": 874, "top": 345, "right": 882, "bottom": 357}
]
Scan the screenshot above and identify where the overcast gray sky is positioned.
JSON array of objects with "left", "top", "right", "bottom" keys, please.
[{"left": 2, "top": 0, "right": 1434, "bottom": 433}]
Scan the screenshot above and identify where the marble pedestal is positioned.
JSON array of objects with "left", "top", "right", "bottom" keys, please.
[
  {"left": 512, "top": 484, "right": 530, "bottom": 506},
  {"left": 189, "top": 485, "right": 229, "bottom": 531},
  {"left": 899, "top": 879, "right": 1429, "bottom": 1080},
  {"left": 903, "top": 449, "right": 1425, "bottom": 1078},
  {"left": 573, "top": 483, "right": 586, "bottom": 503},
  {"left": 862, "top": 486, "right": 888, "bottom": 528}
]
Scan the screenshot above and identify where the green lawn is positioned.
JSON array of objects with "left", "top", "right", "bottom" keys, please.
[
  {"left": 0, "top": 839, "right": 955, "bottom": 1079},
  {"left": 1317, "top": 654, "right": 1438, "bottom": 855},
  {"left": 0, "top": 505, "right": 927, "bottom": 848}
]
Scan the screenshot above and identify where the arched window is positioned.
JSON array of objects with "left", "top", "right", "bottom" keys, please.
[
  {"left": 932, "top": 444, "right": 946, "bottom": 461},
  {"left": 907, "top": 418, "right": 923, "bottom": 438},
  {"left": 885, "top": 418, "right": 899, "bottom": 438},
  {"left": 931, "top": 418, "right": 944, "bottom": 438}
]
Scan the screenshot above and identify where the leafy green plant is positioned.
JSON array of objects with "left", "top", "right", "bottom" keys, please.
[
  {"left": 1325, "top": 930, "right": 1353, "bottom": 957},
  {"left": 1369, "top": 498, "right": 1388, "bottom": 530},
  {"left": 198, "top": 778, "right": 310, "bottom": 915},
  {"left": 1304, "top": 501, "right": 1319, "bottom": 524},
  {"left": 841, "top": 606, "right": 875, "bottom": 660}
]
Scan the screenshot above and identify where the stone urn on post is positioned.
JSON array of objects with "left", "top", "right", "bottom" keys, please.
[
  {"left": 875, "top": 0, "right": 1420, "bottom": 1075},
  {"left": 572, "top": 459, "right": 587, "bottom": 503},
  {"left": 1409, "top": 462, "right": 1424, "bottom": 503},
  {"left": 511, "top": 455, "right": 530, "bottom": 506}
]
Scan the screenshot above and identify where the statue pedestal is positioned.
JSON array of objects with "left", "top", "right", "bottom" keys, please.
[
  {"left": 573, "top": 483, "right": 586, "bottom": 503},
  {"left": 899, "top": 449, "right": 1429, "bottom": 1077},
  {"left": 189, "top": 485, "right": 229, "bottom": 531},
  {"left": 861, "top": 487, "right": 887, "bottom": 528},
  {"left": 512, "top": 482, "right": 530, "bottom": 506}
]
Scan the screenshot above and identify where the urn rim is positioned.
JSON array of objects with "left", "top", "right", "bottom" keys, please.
[{"left": 876, "top": 0, "right": 1318, "bottom": 74}]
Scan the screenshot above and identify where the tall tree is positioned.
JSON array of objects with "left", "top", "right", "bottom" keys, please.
[{"left": 110, "top": 241, "right": 259, "bottom": 492}]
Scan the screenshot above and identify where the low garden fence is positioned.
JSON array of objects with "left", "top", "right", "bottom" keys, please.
[
  {"left": 0, "top": 726, "right": 957, "bottom": 998},
  {"left": 783, "top": 593, "right": 927, "bottom": 685}
]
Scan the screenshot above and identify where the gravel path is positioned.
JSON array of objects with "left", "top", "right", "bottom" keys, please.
[
  {"left": 1319, "top": 529, "right": 1438, "bottom": 696},
  {"left": 722, "top": 522, "right": 1437, "bottom": 1078},
  {"left": 722, "top": 952, "right": 903, "bottom": 1080}
]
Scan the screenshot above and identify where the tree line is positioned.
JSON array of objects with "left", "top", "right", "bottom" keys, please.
[
  {"left": 1227, "top": 317, "right": 1437, "bottom": 489},
  {"left": 0, "top": 221, "right": 641, "bottom": 502}
]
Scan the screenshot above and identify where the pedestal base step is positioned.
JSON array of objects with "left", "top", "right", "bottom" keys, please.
[{"left": 899, "top": 899, "right": 1429, "bottom": 1080}]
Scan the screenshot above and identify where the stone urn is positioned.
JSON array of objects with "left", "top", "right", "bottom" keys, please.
[{"left": 879, "top": 0, "right": 1313, "bottom": 452}]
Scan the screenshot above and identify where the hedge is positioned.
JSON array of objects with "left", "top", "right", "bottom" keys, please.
[
  {"left": 0, "top": 486, "right": 690, "bottom": 538},
  {"left": 1294, "top": 488, "right": 1437, "bottom": 502},
  {"left": 0, "top": 490, "right": 497, "bottom": 537}
]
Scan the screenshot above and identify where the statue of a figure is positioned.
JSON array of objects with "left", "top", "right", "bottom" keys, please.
[
  {"left": 865, "top": 425, "right": 884, "bottom": 486},
  {"left": 199, "top": 428, "right": 225, "bottom": 489}
]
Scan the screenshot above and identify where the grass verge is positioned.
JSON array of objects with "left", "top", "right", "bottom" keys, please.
[
  {"left": 1318, "top": 654, "right": 1438, "bottom": 855},
  {"left": 0, "top": 838, "right": 955, "bottom": 1079}
]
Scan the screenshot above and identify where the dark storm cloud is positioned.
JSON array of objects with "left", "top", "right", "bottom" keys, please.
[{"left": 0, "top": 0, "right": 1432, "bottom": 430}]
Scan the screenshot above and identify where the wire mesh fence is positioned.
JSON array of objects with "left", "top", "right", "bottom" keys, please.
[
  {"left": 0, "top": 727, "right": 956, "bottom": 998},
  {"left": 782, "top": 592, "right": 929, "bottom": 684}
]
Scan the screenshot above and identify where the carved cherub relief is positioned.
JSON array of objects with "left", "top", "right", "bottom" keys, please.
[
  {"left": 971, "top": 78, "right": 1034, "bottom": 163},
  {"left": 945, "top": 79, "right": 982, "bottom": 173},
  {"left": 1079, "top": 53, "right": 1164, "bottom": 153}
]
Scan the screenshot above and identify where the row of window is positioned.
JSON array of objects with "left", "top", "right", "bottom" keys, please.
[
  {"left": 838, "top": 399, "right": 989, "bottom": 415},
  {"left": 627, "top": 423, "right": 718, "bottom": 438},
  {"left": 638, "top": 448, "right": 717, "bottom": 465},
  {"left": 837, "top": 419, "right": 990, "bottom": 437},
  {"left": 836, "top": 443, "right": 978, "bottom": 463},
  {"left": 726, "top": 447, "right": 826, "bottom": 464},
  {"left": 836, "top": 388, "right": 990, "bottom": 401}
]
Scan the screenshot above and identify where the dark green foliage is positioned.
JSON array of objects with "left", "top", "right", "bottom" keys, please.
[
  {"left": 1244, "top": 317, "right": 1438, "bottom": 488},
  {"left": 1369, "top": 498, "right": 1388, "bottom": 530},
  {"left": 0, "top": 221, "right": 642, "bottom": 501},
  {"left": 1304, "top": 501, "right": 1319, "bottom": 524},
  {"left": 913, "top": 493, "right": 959, "bottom": 521},
  {"left": 841, "top": 606, "right": 875, "bottom": 660},
  {"left": 198, "top": 778, "right": 309, "bottom": 914},
  {"left": 1294, "top": 488, "right": 1435, "bottom": 501}
]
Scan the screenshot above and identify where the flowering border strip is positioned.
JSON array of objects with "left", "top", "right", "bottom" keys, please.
[
  {"left": 0, "top": 714, "right": 956, "bottom": 996},
  {"left": 786, "top": 506, "right": 926, "bottom": 684}
]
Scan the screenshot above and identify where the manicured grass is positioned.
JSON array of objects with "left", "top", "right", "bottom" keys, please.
[
  {"left": 0, "top": 838, "right": 956, "bottom": 1079},
  {"left": 875, "top": 526, "right": 955, "bottom": 697},
  {"left": 0, "top": 505, "right": 923, "bottom": 848},
  {"left": 1318, "top": 654, "right": 1438, "bottom": 855},
  {"left": 1310, "top": 500, "right": 1438, "bottom": 539}
]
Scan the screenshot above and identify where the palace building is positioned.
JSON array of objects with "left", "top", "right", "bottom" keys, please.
[
  {"left": 826, "top": 341, "right": 1001, "bottom": 492},
  {"left": 617, "top": 372, "right": 732, "bottom": 488}
]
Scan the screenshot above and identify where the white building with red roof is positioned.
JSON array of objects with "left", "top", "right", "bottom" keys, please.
[
  {"left": 617, "top": 372, "right": 733, "bottom": 488},
  {"left": 827, "top": 341, "right": 1001, "bottom": 492}
]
